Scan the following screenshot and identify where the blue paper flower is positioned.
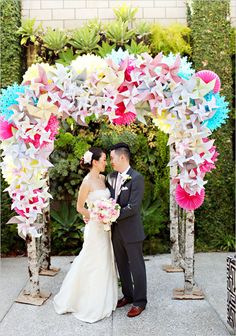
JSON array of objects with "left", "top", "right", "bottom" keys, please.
[
  {"left": 203, "top": 92, "right": 230, "bottom": 131},
  {"left": 162, "top": 53, "right": 195, "bottom": 80},
  {"left": 106, "top": 48, "right": 132, "bottom": 65},
  {"left": 0, "top": 84, "right": 27, "bottom": 121}
]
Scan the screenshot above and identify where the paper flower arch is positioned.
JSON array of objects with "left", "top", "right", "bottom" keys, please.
[{"left": 0, "top": 50, "right": 230, "bottom": 237}]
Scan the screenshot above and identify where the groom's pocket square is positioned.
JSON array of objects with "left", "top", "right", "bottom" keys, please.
[{"left": 121, "top": 186, "right": 128, "bottom": 191}]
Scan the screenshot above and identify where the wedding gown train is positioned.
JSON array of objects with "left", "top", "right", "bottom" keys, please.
[{"left": 53, "top": 188, "right": 118, "bottom": 323}]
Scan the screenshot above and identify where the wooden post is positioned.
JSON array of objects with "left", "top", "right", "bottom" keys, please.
[
  {"left": 179, "top": 208, "right": 186, "bottom": 257},
  {"left": 172, "top": 210, "right": 204, "bottom": 300},
  {"left": 39, "top": 205, "right": 51, "bottom": 271},
  {"left": 26, "top": 233, "right": 40, "bottom": 297},
  {"left": 184, "top": 210, "right": 195, "bottom": 294},
  {"left": 15, "top": 231, "right": 51, "bottom": 305},
  {"left": 39, "top": 172, "right": 60, "bottom": 276},
  {"left": 163, "top": 144, "right": 183, "bottom": 273},
  {"left": 26, "top": 44, "right": 37, "bottom": 68}
]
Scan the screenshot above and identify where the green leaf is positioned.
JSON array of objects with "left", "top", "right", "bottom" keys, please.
[
  {"left": 69, "top": 26, "right": 100, "bottom": 53},
  {"left": 43, "top": 28, "right": 68, "bottom": 52},
  {"left": 56, "top": 48, "right": 77, "bottom": 66}
]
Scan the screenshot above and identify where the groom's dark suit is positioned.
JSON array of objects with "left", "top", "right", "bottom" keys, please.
[{"left": 106, "top": 167, "right": 147, "bottom": 308}]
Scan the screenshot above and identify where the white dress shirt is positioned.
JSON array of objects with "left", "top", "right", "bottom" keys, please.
[{"left": 115, "top": 166, "right": 130, "bottom": 200}]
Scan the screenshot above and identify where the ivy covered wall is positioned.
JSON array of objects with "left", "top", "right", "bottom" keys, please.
[
  {"left": 0, "top": 0, "right": 23, "bottom": 88},
  {"left": 189, "top": 0, "right": 235, "bottom": 250}
]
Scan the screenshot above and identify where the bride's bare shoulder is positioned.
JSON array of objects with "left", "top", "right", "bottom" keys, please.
[{"left": 80, "top": 175, "right": 91, "bottom": 190}]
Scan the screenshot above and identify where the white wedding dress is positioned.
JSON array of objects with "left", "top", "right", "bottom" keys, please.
[{"left": 53, "top": 188, "right": 118, "bottom": 323}]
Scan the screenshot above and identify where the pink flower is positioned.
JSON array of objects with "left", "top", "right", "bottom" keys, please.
[
  {"left": 45, "top": 115, "right": 59, "bottom": 140},
  {"left": 124, "top": 64, "right": 135, "bottom": 82},
  {"left": 113, "top": 102, "right": 136, "bottom": 125},
  {"left": 195, "top": 70, "right": 221, "bottom": 93},
  {"left": 0, "top": 117, "right": 15, "bottom": 140},
  {"left": 89, "top": 198, "right": 120, "bottom": 227},
  {"left": 24, "top": 115, "right": 59, "bottom": 148},
  {"left": 199, "top": 139, "right": 219, "bottom": 173},
  {"left": 24, "top": 133, "right": 41, "bottom": 148},
  {"left": 13, "top": 189, "right": 44, "bottom": 217},
  {"left": 175, "top": 184, "right": 205, "bottom": 210}
]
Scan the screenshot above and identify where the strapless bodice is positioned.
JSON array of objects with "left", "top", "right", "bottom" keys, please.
[{"left": 86, "top": 188, "right": 110, "bottom": 206}]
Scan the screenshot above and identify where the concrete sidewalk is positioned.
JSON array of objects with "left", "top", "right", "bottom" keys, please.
[{"left": 0, "top": 253, "right": 234, "bottom": 336}]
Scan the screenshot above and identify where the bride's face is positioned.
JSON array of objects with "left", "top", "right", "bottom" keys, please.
[{"left": 93, "top": 152, "right": 107, "bottom": 172}]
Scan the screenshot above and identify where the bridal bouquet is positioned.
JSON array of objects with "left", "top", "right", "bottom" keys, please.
[{"left": 89, "top": 198, "right": 120, "bottom": 231}]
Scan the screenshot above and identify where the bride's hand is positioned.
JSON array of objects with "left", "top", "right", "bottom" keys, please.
[{"left": 83, "top": 216, "right": 89, "bottom": 224}]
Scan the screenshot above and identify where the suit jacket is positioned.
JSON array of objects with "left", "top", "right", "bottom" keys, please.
[{"left": 106, "top": 167, "right": 145, "bottom": 243}]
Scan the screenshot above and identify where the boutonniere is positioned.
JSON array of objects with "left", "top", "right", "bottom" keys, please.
[{"left": 121, "top": 174, "right": 132, "bottom": 184}]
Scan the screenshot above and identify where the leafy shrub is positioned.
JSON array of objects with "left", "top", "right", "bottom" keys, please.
[
  {"left": 51, "top": 201, "right": 84, "bottom": 255},
  {"left": 0, "top": 0, "right": 22, "bottom": 87},
  {"left": 190, "top": 0, "right": 235, "bottom": 252}
]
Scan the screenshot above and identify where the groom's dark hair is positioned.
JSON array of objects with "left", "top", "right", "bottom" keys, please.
[{"left": 109, "top": 142, "right": 130, "bottom": 161}]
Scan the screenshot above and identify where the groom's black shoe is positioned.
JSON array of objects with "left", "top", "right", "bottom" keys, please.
[{"left": 116, "top": 297, "right": 133, "bottom": 308}]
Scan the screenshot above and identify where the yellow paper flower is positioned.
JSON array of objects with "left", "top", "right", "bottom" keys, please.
[
  {"left": 71, "top": 54, "right": 107, "bottom": 78},
  {"left": 25, "top": 93, "right": 58, "bottom": 122},
  {"left": 152, "top": 109, "right": 174, "bottom": 134},
  {"left": 96, "top": 66, "right": 124, "bottom": 92},
  {"left": 23, "top": 63, "right": 54, "bottom": 83}
]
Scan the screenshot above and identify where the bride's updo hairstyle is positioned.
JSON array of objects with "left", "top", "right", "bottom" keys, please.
[{"left": 80, "top": 147, "right": 104, "bottom": 170}]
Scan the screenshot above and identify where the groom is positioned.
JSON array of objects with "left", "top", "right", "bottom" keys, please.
[{"left": 106, "top": 142, "right": 147, "bottom": 318}]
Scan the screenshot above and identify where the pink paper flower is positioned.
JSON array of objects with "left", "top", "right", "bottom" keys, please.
[
  {"left": 175, "top": 184, "right": 205, "bottom": 210},
  {"left": 24, "top": 133, "right": 41, "bottom": 148},
  {"left": 124, "top": 63, "right": 135, "bottom": 82},
  {"left": 113, "top": 102, "right": 136, "bottom": 125},
  {"left": 0, "top": 117, "right": 15, "bottom": 140},
  {"left": 195, "top": 70, "right": 221, "bottom": 93},
  {"left": 24, "top": 115, "right": 59, "bottom": 148},
  {"left": 45, "top": 115, "right": 59, "bottom": 140},
  {"left": 14, "top": 189, "right": 44, "bottom": 217},
  {"left": 198, "top": 138, "right": 219, "bottom": 173},
  {"left": 199, "top": 148, "right": 219, "bottom": 173}
]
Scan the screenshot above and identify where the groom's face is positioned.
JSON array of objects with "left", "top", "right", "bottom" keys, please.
[{"left": 110, "top": 150, "right": 122, "bottom": 171}]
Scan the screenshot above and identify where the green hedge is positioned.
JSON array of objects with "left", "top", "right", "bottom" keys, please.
[
  {"left": 0, "top": 0, "right": 24, "bottom": 255},
  {"left": 189, "top": 0, "right": 235, "bottom": 251},
  {"left": 0, "top": 0, "right": 23, "bottom": 88}
]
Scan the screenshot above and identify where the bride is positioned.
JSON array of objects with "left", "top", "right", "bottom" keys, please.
[{"left": 53, "top": 147, "right": 118, "bottom": 323}]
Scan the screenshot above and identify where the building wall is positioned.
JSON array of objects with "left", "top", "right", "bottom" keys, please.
[{"left": 22, "top": 0, "right": 236, "bottom": 29}]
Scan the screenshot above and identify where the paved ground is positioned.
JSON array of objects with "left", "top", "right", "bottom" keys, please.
[{"left": 0, "top": 252, "right": 234, "bottom": 336}]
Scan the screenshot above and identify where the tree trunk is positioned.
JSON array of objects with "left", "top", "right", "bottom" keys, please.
[
  {"left": 184, "top": 210, "right": 195, "bottom": 294},
  {"left": 170, "top": 177, "right": 179, "bottom": 266},
  {"left": 169, "top": 144, "right": 181, "bottom": 266},
  {"left": 39, "top": 172, "right": 51, "bottom": 271},
  {"left": 26, "top": 233, "right": 40, "bottom": 297},
  {"left": 179, "top": 208, "right": 186, "bottom": 257},
  {"left": 26, "top": 44, "right": 37, "bottom": 68},
  {"left": 39, "top": 203, "right": 51, "bottom": 271}
]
